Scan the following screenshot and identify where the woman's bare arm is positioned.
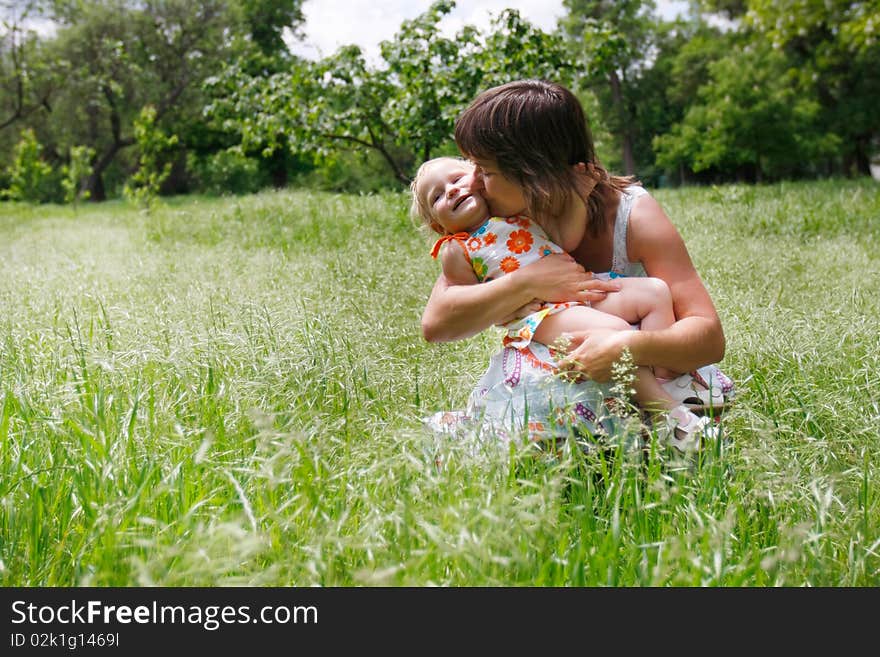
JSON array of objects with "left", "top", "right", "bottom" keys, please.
[
  {"left": 559, "top": 194, "right": 725, "bottom": 380},
  {"left": 421, "top": 253, "right": 621, "bottom": 343}
]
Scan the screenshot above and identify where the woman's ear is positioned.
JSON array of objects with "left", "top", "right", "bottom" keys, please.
[{"left": 573, "top": 162, "right": 587, "bottom": 174}]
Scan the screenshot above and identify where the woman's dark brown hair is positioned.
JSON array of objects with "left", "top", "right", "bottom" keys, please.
[{"left": 454, "top": 79, "right": 635, "bottom": 237}]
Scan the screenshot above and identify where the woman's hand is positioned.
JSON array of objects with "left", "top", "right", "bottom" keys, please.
[
  {"left": 519, "top": 254, "right": 620, "bottom": 305},
  {"left": 556, "top": 329, "right": 633, "bottom": 383},
  {"left": 495, "top": 300, "right": 543, "bottom": 326}
]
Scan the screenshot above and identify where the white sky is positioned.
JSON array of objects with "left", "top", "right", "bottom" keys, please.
[
  {"left": 3, "top": 1, "right": 691, "bottom": 57},
  {"left": 285, "top": 0, "right": 690, "bottom": 63}
]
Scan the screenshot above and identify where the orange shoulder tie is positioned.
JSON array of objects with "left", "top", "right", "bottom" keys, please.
[{"left": 430, "top": 232, "right": 470, "bottom": 259}]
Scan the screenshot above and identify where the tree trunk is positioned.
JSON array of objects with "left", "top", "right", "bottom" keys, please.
[
  {"left": 86, "top": 171, "right": 106, "bottom": 202},
  {"left": 621, "top": 133, "right": 635, "bottom": 177},
  {"left": 85, "top": 139, "right": 132, "bottom": 201},
  {"left": 854, "top": 136, "right": 871, "bottom": 176},
  {"left": 268, "top": 148, "right": 288, "bottom": 188},
  {"left": 608, "top": 71, "right": 635, "bottom": 176}
]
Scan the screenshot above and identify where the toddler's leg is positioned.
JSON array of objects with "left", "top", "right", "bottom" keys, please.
[
  {"left": 592, "top": 277, "right": 674, "bottom": 331},
  {"left": 533, "top": 305, "right": 632, "bottom": 348},
  {"left": 632, "top": 368, "right": 679, "bottom": 414},
  {"left": 634, "top": 367, "right": 716, "bottom": 454},
  {"left": 537, "top": 306, "right": 706, "bottom": 446},
  {"left": 592, "top": 277, "right": 677, "bottom": 380},
  {"left": 535, "top": 306, "right": 677, "bottom": 409},
  {"left": 636, "top": 368, "right": 714, "bottom": 454}
]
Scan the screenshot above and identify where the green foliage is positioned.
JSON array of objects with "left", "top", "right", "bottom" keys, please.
[
  {"left": 186, "top": 148, "right": 268, "bottom": 196},
  {"left": 123, "top": 106, "right": 178, "bottom": 209},
  {"left": 3, "top": 0, "right": 877, "bottom": 197},
  {"left": 696, "top": 0, "right": 749, "bottom": 18},
  {"left": 563, "top": 0, "right": 654, "bottom": 78},
  {"left": 654, "top": 44, "right": 840, "bottom": 181},
  {"left": 9, "top": 1, "right": 259, "bottom": 201},
  {"left": 297, "top": 148, "right": 415, "bottom": 193},
  {"left": 0, "top": 1, "right": 65, "bottom": 133},
  {"left": 663, "top": 26, "right": 732, "bottom": 110},
  {"left": 561, "top": 1, "right": 662, "bottom": 175},
  {"left": 576, "top": 87, "right": 619, "bottom": 170},
  {"left": 61, "top": 145, "right": 95, "bottom": 206},
  {"left": 478, "top": 8, "right": 574, "bottom": 89},
  {"left": 3, "top": 127, "right": 53, "bottom": 202},
  {"left": 611, "top": 21, "right": 723, "bottom": 184},
  {"left": 746, "top": 0, "right": 880, "bottom": 173},
  {"left": 208, "top": 0, "right": 571, "bottom": 186},
  {"left": 379, "top": 0, "right": 483, "bottom": 163},
  {"left": 234, "top": 0, "right": 305, "bottom": 57}
]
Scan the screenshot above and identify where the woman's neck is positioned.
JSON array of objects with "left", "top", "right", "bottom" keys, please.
[
  {"left": 565, "top": 185, "right": 619, "bottom": 272},
  {"left": 550, "top": 193, "right": 587, "bottom": 252}
]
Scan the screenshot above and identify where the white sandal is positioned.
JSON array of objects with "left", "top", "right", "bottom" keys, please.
[
  {"left": 659, "top": 370, "right": 728, "bottom": 412},
  {"left": 664, "top": 405, "right": 718, "bottom": 453}
]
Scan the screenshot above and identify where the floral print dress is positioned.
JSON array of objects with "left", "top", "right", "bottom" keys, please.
[{"left": 431, "top": 216, "right": 582, "bottom": 350}]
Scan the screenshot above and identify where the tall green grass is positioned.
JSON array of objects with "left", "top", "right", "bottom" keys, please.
[{"left": 1, "top": 178, "right": 878, "bottom": 586}]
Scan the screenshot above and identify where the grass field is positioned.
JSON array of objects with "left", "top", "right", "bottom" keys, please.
[{"left": 1, "top": 178, "right": 879, "bottom": 586}]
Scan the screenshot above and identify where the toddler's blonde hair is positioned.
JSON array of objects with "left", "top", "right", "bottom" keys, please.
[{"left": 409, "top": 156, "right": 472, "bottom": 234}]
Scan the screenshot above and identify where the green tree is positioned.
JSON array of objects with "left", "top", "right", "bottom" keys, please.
[
  {"left": 607, "top": 18, "right": 730, "bottom": 184},
  {"left": 478, "top": 8, "right": 574, "bottom": 90},
  {"left": 13, "top": 0, "right": 294, "bottom": 200},
  {"left": 123, "top": 105, "right": 178, "bottom": 209},
  {"left": 654, "top": 44, "right": 839, "bottom": 181},
  {"left": 3, "top": 126, "right": 53, "bottom": 201},
  {"left": 236, "top": 0, "right": 304, "bottom": 60},
  {"left": 61, "top": 144, "right": 94, "bottom": 206},
  {"left": 52, "top": 1, "right": 233, "bottom": 200},
  {"left": 695, "top": 0, "right": 749, "bottom": 18},
  {"left": 379, "top": 0, "right": 482, "bottom": 164},
  {"left": 746, "top": 0, "right": 880, "bottom": 174},
  {"left": 560, "top": 0, "right": 659, "bottom": 175},
  {"left": 209, "top": 0, "right": 568, "bottom": 186},
  {"left": 631, "top": 18, "right": 737, "bottom": 183},
  {"left": 0, "top": 1, "right": 62, "bottom": 132},
  {"left": 228, "top": 0, "right": 307, "bottom": 187}
]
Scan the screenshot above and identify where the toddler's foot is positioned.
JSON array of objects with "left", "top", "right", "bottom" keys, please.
[
  {"left": 658, "top": 372, "right": 728, "bottom": 413},
  {"left": 664, "top": 405, "right": 718, "bottom": 454}
]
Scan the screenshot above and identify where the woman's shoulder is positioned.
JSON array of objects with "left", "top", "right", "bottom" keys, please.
[
  {"left": 607, "top": 184, "right": 650, "bottom": 230},
  {"left": 623, "top": 183, "right": 649, "bottom": 199},
  {"left": 625, "top": 186, "right": 684, "bottom": 261},
  {"left": 615, "top": 184, "right": 651, "bottom": 227}
]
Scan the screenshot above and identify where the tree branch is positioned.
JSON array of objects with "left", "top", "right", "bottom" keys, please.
[{"left": 322, "top": 131, "right": 410, "bottom": 184}]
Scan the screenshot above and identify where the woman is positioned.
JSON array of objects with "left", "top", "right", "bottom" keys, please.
[{"left": 421, "top": 80, "right": 733, "bottom": 446}]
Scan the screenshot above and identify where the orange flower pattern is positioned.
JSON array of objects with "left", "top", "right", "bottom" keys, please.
[
  {"left": 506, "top": 229, "right": 533, "bottom": 254},
  {"left": 499, "top": 256, "right": 519, "bottom": 273},
  {"left": 505, "top": 217, "right": 531, "bottom": 228},
  {"left": 428, "top": 215, "right": 588, "bottom": 351}
]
